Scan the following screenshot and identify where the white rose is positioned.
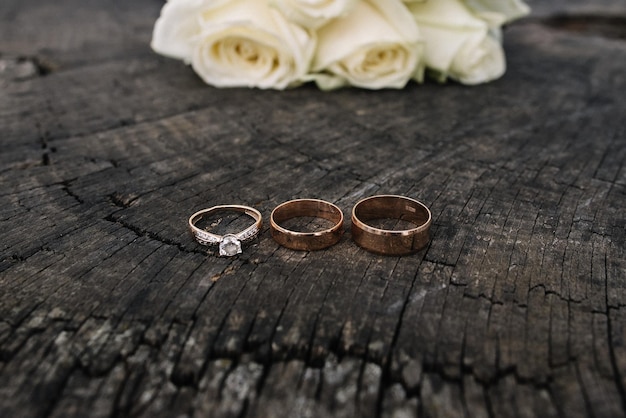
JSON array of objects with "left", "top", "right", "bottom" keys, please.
[
  {"left": 405, "top": 0, "right": 506, "bottom": 85},
  {"left": 151, "top": 0, "right": 229, "bottom": 62},
  {"left": 447, "top": 31, "right": 505, "bottom": 85},
  {"left": 152, "top": 0, "right": 316, "bottom": 89},
  {"left": 310, "top": 0, "right": 423, "bottom": 90},
  {"left": 269, "top": 0, "right": 358, "bottom": 29}
]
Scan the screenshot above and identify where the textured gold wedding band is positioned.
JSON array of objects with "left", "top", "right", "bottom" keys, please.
[
  {"left": 351, "top": 195, "right": 431, "bottom": 256},
  {"left": 270, "top": 199, "right": 344, "bottom": 251},
  {"left": 188, "top": 205, "right": 262, "bottom": 257}
]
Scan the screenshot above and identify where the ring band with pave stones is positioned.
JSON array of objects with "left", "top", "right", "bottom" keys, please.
[{"left": 188, "top": 205, "right": 262, "bottom": 257}]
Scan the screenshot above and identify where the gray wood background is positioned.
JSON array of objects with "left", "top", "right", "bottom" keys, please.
[{"left": 1, "top": 0, "right": 625, "bottom": 416}]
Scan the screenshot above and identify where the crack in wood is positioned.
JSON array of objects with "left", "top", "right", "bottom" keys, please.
[{"left": 103, "top": 213, "right": 202, "bottom": 256}]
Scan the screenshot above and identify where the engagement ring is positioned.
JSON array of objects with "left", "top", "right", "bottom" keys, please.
[{"left": 188, "top": 205, "right": 262, "bottom": 257}]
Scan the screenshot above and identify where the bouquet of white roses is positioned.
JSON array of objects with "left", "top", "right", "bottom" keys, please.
[{"left": 151, "top": 0, "right": 529, "bottom": 90}]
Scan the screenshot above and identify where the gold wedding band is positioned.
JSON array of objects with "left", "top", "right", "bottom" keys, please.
[
  {"left": 188, "top": 205, "right": 262, "bottom": 257},
  {"left": 270, "top": 199, "right": 344, "bottom": 251},
  {"left": 351, "top": 195, "right": 431, "bottom": 256}
]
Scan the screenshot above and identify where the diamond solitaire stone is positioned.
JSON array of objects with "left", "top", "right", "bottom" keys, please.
[{"left": 219, "top": 235, "right": 242, "bottom": 257}]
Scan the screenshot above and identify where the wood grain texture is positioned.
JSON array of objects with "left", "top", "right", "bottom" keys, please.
[{"left": 1, "top": 1, "right": 626, "bottom": 417}]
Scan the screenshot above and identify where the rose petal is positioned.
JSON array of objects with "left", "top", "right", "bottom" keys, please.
[
  {"left": 269, "top": 0, "right": 358, "bottom": 29},
  {"left": 151, "top": 0, "right": 229, "bottom": 62},
  {"left": 463, "top": 0, "right": 530, "bottom": 23},
  {"left": 406, "top": 0, "right": 488, "bottom": 77}
]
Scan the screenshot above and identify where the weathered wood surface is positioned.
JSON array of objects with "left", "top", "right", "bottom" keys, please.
[{"left": 1, "top": 0, "right": 625, "bottom": 416}]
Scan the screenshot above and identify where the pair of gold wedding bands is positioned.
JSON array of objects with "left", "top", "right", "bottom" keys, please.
[{"left": 188, "top": 195, "right": 431, "bottom": 257}]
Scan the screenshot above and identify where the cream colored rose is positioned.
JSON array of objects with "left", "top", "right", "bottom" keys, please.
[
  {"left": 405, "top": 0, "right": 506, "bottom": 85},
  {"left": 447, "top": 31, "right": 505, "bottom": 85},
  {"left": 269, "top": 0, "right": 358, "bottom": 29},
  {"left": 152, "top": 0, "right": 316, "bottom": 89},
  {"left": 310, "top": 0, "right": 423, "bottom": 90},
  {"left": 151, "top": 0, "right": 229, "bottom": 62}
]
